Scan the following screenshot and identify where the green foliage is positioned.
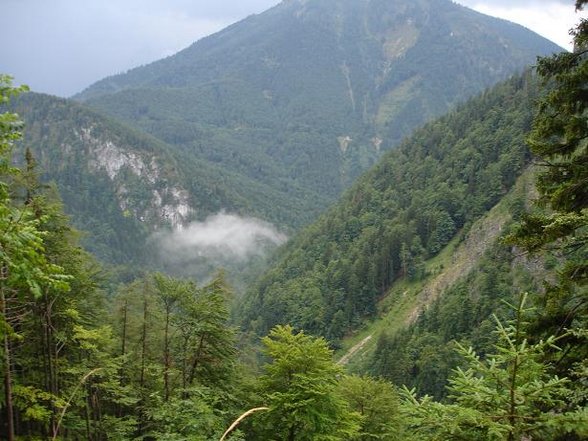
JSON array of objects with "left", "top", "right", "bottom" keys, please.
[
  {"left": 400, "top": 295, "right": 588, "bottom": 440},
  {"left": 0, "top": 75, "right": 28, "bottom": 163},
  {"left": 143, "top": 386, "right": 225, "bottom": 441},
  {"left": 0, "top": 77, "right": 68, "bottom": 299},
  {"left": 254, "top": 325, "right": 360, "bottom": 440},
  {"left": 370, "top": 237, "right": 542, "bottom": 398},
  {"left": 338, "top": 374, "right": 406, "bottom": 440},
  {"left": 243, "top": 73, "right": 538, "bottom": 341}
]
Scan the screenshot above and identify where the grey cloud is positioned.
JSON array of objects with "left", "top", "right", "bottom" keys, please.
[
  {"left": 1, "top": 0, "right": 579, "bottom": 96},
  {"left": 0, "top": 0, "right": 280, "bottom": 96},
  {"left": 144, "top": 0, "right": 281, "bottom": 20},
  {"left": 84, "top": 0, "right": 280, "bottom": 21}
]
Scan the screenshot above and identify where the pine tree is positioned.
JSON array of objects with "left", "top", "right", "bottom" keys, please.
[
  {"left": 401, "top": 295, "right": 588, "bottom": 440},
  {"left": 512, "top": 1, "right": 587, "bottom": 283},
  {"left": 505, "top": 0, "right": 588, "bottom": 394}
]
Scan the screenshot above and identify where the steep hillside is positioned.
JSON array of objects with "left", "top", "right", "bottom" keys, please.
[
  {"left": 369, "top": 230, "right": 547, "bottom": 399},
  {"left": 240, "top": 73, "right": 539, "bottom": 341},
  {"left": 334, "top": 170, "right": 545, "bottom": 398},
  {"left": 75, "top": 0, "right": 561, "bottom": 225},
  {"left": 12, "top": 93, "right": 310, "bottom": 264}
]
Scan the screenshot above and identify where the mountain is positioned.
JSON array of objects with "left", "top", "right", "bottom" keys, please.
[
  {"left": 75, "top": 0, "right": 561, "bottom": 228},
  {"left": 12, "top": 93, "right": 311, "bottom": 265},
  {"left": 239, "top": 72, "right": 539, "bottom": 341}
]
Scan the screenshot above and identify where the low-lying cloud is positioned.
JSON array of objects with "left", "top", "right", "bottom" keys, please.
[{"left": 153, "top": 213, "right": 287, "bottom": 265}]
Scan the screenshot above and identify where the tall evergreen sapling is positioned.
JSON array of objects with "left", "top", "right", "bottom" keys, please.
[
  {"left": 401, "top": 295, "right": 588, "bottom": 440},
  {"left": 506, "top": 0, "right": 588, "bottom": 397}
]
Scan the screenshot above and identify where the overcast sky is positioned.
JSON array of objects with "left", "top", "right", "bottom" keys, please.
[{"left": 0, "top": 0, "right": 584, "bottom": 97}]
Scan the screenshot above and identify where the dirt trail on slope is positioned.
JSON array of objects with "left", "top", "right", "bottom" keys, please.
[{"left": 338, "top": 335, "right": 372, "bottom": 365}]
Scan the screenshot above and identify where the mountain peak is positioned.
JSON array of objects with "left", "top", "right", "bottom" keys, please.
[{"left": 72, "top": 0, "right": 561, "bottom": 241}]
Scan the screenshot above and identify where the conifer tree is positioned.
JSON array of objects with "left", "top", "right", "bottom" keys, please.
[
  {"left": 0, "top": 75, "right": 72, "bottom": 440},
  {"left": 401, "top": 295, "right": 587, "bottom": 440},
  {"left": 506, "top": 0, "right": 587, "bottom": 387},
  {"left": 513, "top": 1, "right": 587, "bottom": 285}
]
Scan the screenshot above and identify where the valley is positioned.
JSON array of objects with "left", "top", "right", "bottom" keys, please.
[{"left": 0, "top": 0, "right": 586, "bottom": 440}]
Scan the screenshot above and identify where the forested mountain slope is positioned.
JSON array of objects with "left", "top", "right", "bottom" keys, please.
[
  {"left": 12, "top": 93, "right": 312, "bottom": 264},
  {"left": 75, "top": 0, "right": 561, "bottom": 227},
  {"left": 241, "top": 72, "right": 539, "bottom": 341},
  {"left": 330, "top": 169, "right": 546, "bottom": 398},
  {"left": 1, "top": 0, "right": 586, "bottom": 429}
]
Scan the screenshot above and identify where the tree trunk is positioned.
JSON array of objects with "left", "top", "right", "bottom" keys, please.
[
  {"left": 137, "top": 296, "right": 148, "bottom": 437},
  {"left": 1, "top": 282, "right": 15, "bottom": 441},
  {"left": 139, "top": 297, "right": 148, "bottom": 390},
  {"left": 121, "top": 299, "right": 128, "bottom": 357},
  {"left": 181, "top": 334, "right": 189, "bottom": 391},
  {"left": 163, "top": 306, "right": 170, "bottom": 401},
  {"left": 187, "top": 333, "right": 206, "bottom": 386},
  {"left": 84, "top": 383, "right": 92, "bottom": 441},
  {"left": 117, "top": 299, "right": 128, "bottom": 418},
  {"left": 288, "top": 424, "right": 296, "bottom": 441},
  {"left": 43, "top": 291, "right": 59, "bottom": 436}
]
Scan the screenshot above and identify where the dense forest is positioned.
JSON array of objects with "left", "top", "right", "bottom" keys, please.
[
  {"left": 241, "top": 72, "right": 538, "bottom": 342},
  {"left": 1, "top": 0, "right": 587, "bottom": 440}
]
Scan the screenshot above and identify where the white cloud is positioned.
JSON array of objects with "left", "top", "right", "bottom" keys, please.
[
  {"left": 457, "top": 0, "right": 586, "bottom": 50},
  {"left": 153, "top": 213, "right": 287, "bottom": 263}
]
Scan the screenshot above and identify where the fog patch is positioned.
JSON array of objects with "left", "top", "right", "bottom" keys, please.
[{"left": 153, "top": 213, "right": 287, "bottom": 271}]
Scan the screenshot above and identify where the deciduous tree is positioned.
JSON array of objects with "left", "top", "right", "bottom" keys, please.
[{"left": 256, "top": 325, "right": 359, "bottom": 441}]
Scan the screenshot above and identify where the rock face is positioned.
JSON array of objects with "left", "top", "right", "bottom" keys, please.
[
  {"left": 79, "top": 125, "right": 192, "bottom": 228},
  {"left": 12, "top": 93, "right": 227, "bottom": 263}
]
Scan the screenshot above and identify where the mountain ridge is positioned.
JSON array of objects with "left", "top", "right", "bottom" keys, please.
[{"left": 72, "top": 0, "right": 561, "bottom": 233}]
